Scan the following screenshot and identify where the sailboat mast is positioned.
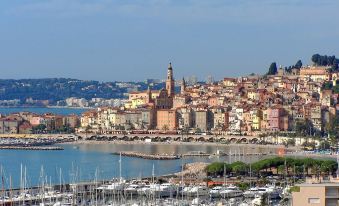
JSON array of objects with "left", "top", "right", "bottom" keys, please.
[
  {"left": 9, "top": 175, "right": 12, "bottom": 206},
  {"left": 250, "top": 162, "right": 252, "bottom": 188},
  {"left": 152, "top": 163, "right": 155, "bottom": 184},
  {"left": 223, "top": 164, "right": 226, "bottom": 186},
  {"left": 1, "top": 165, "right": 4, "bottom": 206},
  {"left": 20, "top": 164, "right": 22, "bottom": 193},
  {"left": 119, "top": 152, "right": 122, "bottom": 182}
]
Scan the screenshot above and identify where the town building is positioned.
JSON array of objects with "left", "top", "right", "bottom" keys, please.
[{"left": 292, "top": 183, "right": 339, "bottom": 206}]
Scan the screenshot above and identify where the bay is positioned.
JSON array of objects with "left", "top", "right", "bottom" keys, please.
[
  {"left": 0, "top": 107, "right": 87, "bottom": 115},
  {"left": 0, "top": 143, "right": 276, "bottom": 189}
]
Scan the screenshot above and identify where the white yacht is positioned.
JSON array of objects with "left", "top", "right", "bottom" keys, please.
[
  {"left": 251, "top": 195, "right": 263, "bottom": 206},
  {"left": 209, "top": 186, "right": 225, "bottom": 198},
  {"left": 219, "top": 185, "right": 243, "bottom": 198},
  {"left": 157, "top": 183, "right": 177, "bottom": 197},
  {"left": 265, "top": 185, "right": 282, "bottom": 199},
  {"left": 257, "top": 185, "right": 281, "bottom": 199},
  {"left": 181, "top": 186, "right": 193, "bottom": 196},
  {"left": 124, "top": 184, "right": 141, "bottom": 196},
  {"left": 105, "top": 182, "right": 126, "bottom": 191},
  {"left": 137, "top": 184, "right": 151, "bottom": 196},
  {"left": 146, "top": 183, "right": 161, "bottom": 196},
  {"left": 188, "top": 186, "right": 209, "bottom": 196},
  {"left": 243, "top": 187, "right": 259, "bottom": 198},
  {"left": 102, "top": 178, "right": 126, "bottom": 192}
]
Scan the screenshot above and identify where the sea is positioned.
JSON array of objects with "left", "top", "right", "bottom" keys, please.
[
  {"left": 0, "top": 143, "right": 276, "bottom": 189},
  {"left": 0, "top": 107, "right": 87, "bottom": 116},
  {"left": 0, "top": 107, "right": 277, "bottom": 189}
]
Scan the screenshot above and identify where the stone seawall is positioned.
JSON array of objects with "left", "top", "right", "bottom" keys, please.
[{"left": 112, "top": 151, "right": 180, "bottom": 160}]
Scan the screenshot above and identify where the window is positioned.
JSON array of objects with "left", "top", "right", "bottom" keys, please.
[{"left": 308, "top": 198, "right": 320, "bottom": 204}]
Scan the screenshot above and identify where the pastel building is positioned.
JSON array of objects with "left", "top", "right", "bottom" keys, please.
[
  {"left": 265, "top": 107, "right": 284, "bottom": 131},
  {"left": 292, "top": 183, "right": 339, "bottom": 206},
  {"left": 250, "top": 110, "right": 262, "bottom": 131},
  {"left": 157, "top": 109, "right": 177, "bottom": 131},
  {"left": 300, "top": 66, "right": 331, "bottom": 82}
]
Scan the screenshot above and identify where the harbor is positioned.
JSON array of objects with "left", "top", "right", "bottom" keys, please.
[
  {"left": 0, "top": 179, "right": 288, "bottom": 206},
  {"left": 0, "top": 158, "right": 291, "bottom": 206}
]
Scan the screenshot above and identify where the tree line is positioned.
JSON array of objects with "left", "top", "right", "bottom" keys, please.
[
  {"left": 266, "top": 53, "right": 339, "bottom": 75},
  {"left": 205, "top": 157, "right": 338, "bottom": 177}
]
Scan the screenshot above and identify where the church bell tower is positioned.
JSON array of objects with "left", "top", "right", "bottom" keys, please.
[{"left": 166, "top": 63, "right": 175, "bottom": 97}]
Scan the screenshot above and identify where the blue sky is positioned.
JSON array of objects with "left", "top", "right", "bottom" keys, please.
[{"left": 0, "top": 0, "right": 338, "bottom": 81}]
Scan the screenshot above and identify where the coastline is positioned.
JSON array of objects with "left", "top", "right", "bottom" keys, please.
[
  {"left": 0, "top": 106, "right": 92, "bottom": 109},
  {"left": 61, "top": 139, "right": 290, "bottom": 150},
  {"left": 46, "top": 105, "right": 94, "bottom": 109}
]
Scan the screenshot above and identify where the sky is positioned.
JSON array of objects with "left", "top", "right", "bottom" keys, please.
[{"left": 0, "top": 0, "right": 338, "bottom": 82}]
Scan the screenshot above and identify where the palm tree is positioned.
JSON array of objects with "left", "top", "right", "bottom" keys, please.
[
  {"left": 162, "top": 124, "right": 169, "bottom": 132},
  {"left": 84, "top": 125, "right": 92, "bottom": 139},
  {"left": 303, "top": 158, "right": 316, "bottom": 176}
]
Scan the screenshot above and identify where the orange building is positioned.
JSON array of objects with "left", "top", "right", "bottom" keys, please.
[
  {"left": 157, "top": 109, "right": 177, "bottom": 131},
  {"left": 300, "top": 66, "right": 330, "bottom": 82}
]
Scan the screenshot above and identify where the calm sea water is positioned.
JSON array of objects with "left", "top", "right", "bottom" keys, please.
[
  {"left": 0, "top": 143, "right": 277, "bottom": 189},
  {"left": 0, "top": 107, "right": 277, "bottom": 189},
  {"left": 0, "top": 107, "right": 86, "bottom": 115},
  {"left": 0, "top": 144, "right": 275, "bottom": 188}
]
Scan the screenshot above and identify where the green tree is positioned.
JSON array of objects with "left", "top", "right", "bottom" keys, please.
[
  {"left": 267, "top": 62, "right": 278, "bottom": 75},
  {"left": 320, "top": 160, "right": 338, "bottom": 175},
  {"left": 230, "top": 161, "right": 248, "bottom": 175},
  {"left": 205, "top": 162, "right": 231, "bottom": 176},
  {"left": 319, "top": 140, "right": 331, "bottom": 150},
  {"left": 295, "top": 60, "right": 303, "bottom": 69},
  {"left": 32, "top": 124, "right": 46, "bottom": 134}
]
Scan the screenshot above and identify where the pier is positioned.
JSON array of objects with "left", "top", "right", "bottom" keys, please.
[
  {"left": 113, "top": 150, "right": 269, "bottom": 161},
  {"left": 112, "top": 151, "right": 180, "bottom": 160}
]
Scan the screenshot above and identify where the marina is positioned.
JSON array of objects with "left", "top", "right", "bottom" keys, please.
[{"left": 0, "top": 175, "right": 289, "bottom": 206}]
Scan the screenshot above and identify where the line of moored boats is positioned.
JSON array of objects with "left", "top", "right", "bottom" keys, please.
[{"left": 0, "top": 178, "right": 291, "bottom": 206}]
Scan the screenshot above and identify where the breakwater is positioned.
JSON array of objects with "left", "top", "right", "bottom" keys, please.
[
  {"left": 112, "top": 151, "right": 180, "bottom": 160},
  {"left": 0, "top": 146, "right": 64, "bottom": 150},
  {"left": 113, "top": 150, "right": 270, "bottom": 160}
]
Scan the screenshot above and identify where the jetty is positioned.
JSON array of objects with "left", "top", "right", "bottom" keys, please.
[
  {"left": 181, "top": 151, "right": 210, "bottom": 157},
  {"left": 0, "top": 146, "right": 64, "bottom": 150},
  {"left": 112, "top": 151, "right": 180, "bottom": 160}
]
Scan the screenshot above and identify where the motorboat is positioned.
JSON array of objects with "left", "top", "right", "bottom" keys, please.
[
  {"left": 209, "top": 186, "right": 225, "bottom": 198},
  {"left": 156, "top": 183, "right": 177, "bottom": 197},
  {"left": 103, "top": 180, "right": 126, "bottom": 192},
  {"left": 146, "top": 184, "right": 161, "bottom": 196},
  {"left": 181, "top": 186, "right": 193, "bottom": 196},
  {"left": 124, "top": 184, "right": 141, "bottom": 196},
  {"left": 251, "top": 195, "right": 263, "bottom": 206},
  {"left": 243, "top": 187, "right": 259, "bottom": 198},
  {"left": 188, "top": 186, "right": 209, "bottom": 196},
  {"left": 137, "top": 184, "right": 151, "bottom": 196},
  {"left": 257, "top": 185, "right": 281, "bottom": 199},
  {"left": 219, "top": 185, "right": 243, "bottom": 198},
  {"left": 191, "top": 197, "right": 208, "bottom": 206}
]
